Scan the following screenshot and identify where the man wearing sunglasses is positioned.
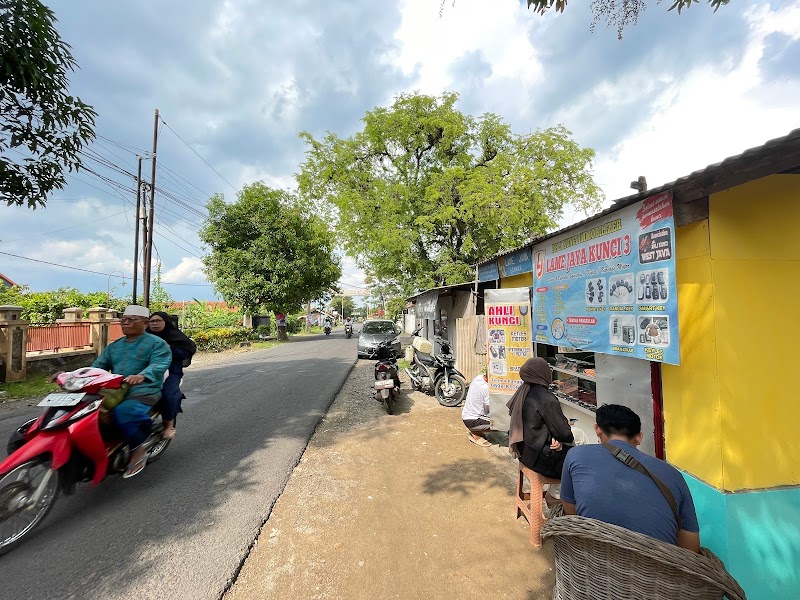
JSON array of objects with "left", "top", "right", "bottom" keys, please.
[{"left": 91, "top": 305, "right": 172, "bottom": 478}]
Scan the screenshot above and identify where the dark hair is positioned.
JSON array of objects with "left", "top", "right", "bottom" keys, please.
[{"left": 596, "top": 404, "right": 641, "bottom": 439}]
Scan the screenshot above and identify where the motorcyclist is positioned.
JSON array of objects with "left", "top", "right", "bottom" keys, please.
[
  {"left": 91, "top": 305, "right": 172, "bottom": 478},
  {"left": 324, "top": 317, "right": 332, "bottom": 331}
]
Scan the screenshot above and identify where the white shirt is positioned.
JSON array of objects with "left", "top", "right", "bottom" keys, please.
[{"left": 461, "top": 374, "right": 490, "bottom": 420}]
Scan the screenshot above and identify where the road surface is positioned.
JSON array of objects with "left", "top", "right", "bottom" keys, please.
[{"left": 0, "top": 330, "right": 356, "bottom": 600}]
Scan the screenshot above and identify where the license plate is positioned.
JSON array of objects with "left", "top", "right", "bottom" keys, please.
[
  {"left": 38, "top": 392, "right": 87, "bottom": 407},
  {"left": 374, "top": 380, "right": 395, "bottom": 390}
]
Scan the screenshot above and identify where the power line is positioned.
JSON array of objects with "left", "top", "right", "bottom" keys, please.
[
  {"left": 0, "top": 250, "right": 213, "bottom": 287},
  {"left": 159, "top": 162, "right": 211, "bottom": 198},
  {"left": 0, "top": 211, "right": 127, "bottom": 243},
  {"left": 96, "top": 134, "right": 151, "bottom": 156},
  {"left": 159, "top": 117, "right": 238, "bottom": 192}
]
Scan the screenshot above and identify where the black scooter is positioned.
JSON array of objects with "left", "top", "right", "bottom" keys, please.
[
  {"left": 344, "top": 322, "right": 353, "bottom": 338},
  {"left": 405, "top": 329, "right": 467, "bottom": 407},
  {"left": 371, "top": 339, "right": 400, "bottom": 415}
]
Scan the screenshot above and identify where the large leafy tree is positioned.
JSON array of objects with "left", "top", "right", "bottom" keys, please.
[
  {"left": 329, "top": 295, "right": 356, "bottom": 318},
  {"left": 199, "top": 183, "right": 342, "bottom": 315},
  {"left": 1, "top": 0, "right": 96, "bottom": 208},
  {"left": 298, "top": 92, "right": 602, "bottom": 294},
  {"left": 442, "top": 0, "right": 731, "bottom": 38}
]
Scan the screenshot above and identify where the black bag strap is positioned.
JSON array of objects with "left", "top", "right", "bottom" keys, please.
[{"left": 602, "top": 443, "right": 682, "bottom": 530}]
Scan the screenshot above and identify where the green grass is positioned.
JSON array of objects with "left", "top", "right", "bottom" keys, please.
[
  {"left": 0, "top": 373, "right": 60, "bottom": 402},
  {"left": 397, "top": 359, "right": 411, "bottom": 370},
  {"left": 251, "top": 339, "right": 283, "bottom": 350}
]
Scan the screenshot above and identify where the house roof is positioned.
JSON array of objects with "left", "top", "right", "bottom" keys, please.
[
  {"left": 0, "top": 273, "right": 19, "bottom": 287},
  {"left": 479, "top": 127, "right": 800, "bottom": 266}
]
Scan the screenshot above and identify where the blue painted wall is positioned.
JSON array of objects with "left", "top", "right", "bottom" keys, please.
[{"left": 684, "top": 473, "right": 800, "bottom": 600}]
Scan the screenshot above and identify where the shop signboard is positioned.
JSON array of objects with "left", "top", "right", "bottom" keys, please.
[
  {"left": 484, "top": 287, "right": 533, "bottom": 431},
  {"left": 498, "top": 248, "right": 532, "bottom": 278},
  {"left": 532, "top": 192, "right": 680, "bottom": 365},
  {"left": 478, "top": 260, "right": 499, "bottom": 282}
]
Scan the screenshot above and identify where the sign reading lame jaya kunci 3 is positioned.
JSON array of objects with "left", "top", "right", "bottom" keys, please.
[{"left": 532, "top": 192, "right": 680, "bottom": 365}]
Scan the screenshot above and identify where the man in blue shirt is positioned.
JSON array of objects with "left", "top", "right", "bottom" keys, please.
[
  {"left": 560, "top": 404, "right": 700, "bottom": 552},
  {"left": 92, "top": 305, "right": 172, "bottom": 478}
]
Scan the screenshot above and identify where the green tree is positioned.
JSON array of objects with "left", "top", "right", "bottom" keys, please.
[
  {"left": 199, "top": 182, "right": 342, "bottom": 315},
  {"left": 442, "top": 0, "right": 730, "bottom": 38},
  {"left": 149, "top": 262, "right": 174, "bottom": 313},
  {"left": 1, "top": 0, "right": 96, "bottom": 208},
  {"left": 298, "top": 92, "right": 602, "bottom": 294},
  {"left": 329, "top": 295, "right": 356, "bottom": 318},
  {"left": 0, "top": 285, "right": 125, "bottom": 323}
]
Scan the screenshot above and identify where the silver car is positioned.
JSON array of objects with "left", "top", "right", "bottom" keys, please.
[{"left": 357, "top": 319, "right": 401, "bottom": 359}]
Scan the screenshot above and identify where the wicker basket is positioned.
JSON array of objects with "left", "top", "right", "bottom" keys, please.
[{"left": 541, "top": 516, "right": 746, "bottom": 600}]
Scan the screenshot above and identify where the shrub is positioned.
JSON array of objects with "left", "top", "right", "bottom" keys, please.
[{"left": 190, "top": 327, "right": 256, "bottom": 352}]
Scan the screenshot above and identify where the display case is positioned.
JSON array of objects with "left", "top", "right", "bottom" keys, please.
[{"left": 536, "top": 345, "right": 597, "bottom": 415}]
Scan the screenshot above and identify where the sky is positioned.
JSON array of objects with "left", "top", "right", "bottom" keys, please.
[{"left": 1, "top": 0, "right": 799, "bottom": 305}]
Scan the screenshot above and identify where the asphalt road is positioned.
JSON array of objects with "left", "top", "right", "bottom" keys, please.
[{"left": 0, "top": 330, "right": 357, "bottom": 600}]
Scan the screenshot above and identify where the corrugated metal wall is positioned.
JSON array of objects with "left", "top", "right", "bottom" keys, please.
[{"left": 455, "top": 315, "right": 485, "bottom": 382}]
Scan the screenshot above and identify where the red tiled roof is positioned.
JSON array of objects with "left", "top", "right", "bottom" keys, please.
[{"left": 0, "top": 273, "right": 19, "bottom": 287}]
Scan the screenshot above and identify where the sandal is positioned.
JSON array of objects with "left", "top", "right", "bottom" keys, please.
[
  {"left": 468, "top": 434, "right": 492, "bottom": 447},
  {"left": 162, "top": 427, "right": 176, "bottom": 440},
  {"left": 123, "top": 458, "right": 147, "bottom": 479}
]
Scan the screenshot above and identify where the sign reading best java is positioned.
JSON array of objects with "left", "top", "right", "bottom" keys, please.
[{"left": 532, "top": 192, "right": 680, "bottom": 365}]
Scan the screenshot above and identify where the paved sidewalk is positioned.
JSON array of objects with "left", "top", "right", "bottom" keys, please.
[{"left": 225, "top": 360, "right": 555, "bottom": 600}]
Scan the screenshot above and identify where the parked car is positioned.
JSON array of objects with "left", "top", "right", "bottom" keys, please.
[{"left": 357, "top": 319, "right": 401, "bottom": 359}]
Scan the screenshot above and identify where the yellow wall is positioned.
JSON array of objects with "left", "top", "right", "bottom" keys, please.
[
  {"left": 710, "top": 175, "right": 800, "bottom": 490},
  {"left": 500, "top": 272, "right": 533, "bottom": 288},
  {"left": 662, "top": 220, "right": 724, "bottom": 489},
  {"left": 663, "top": 174, "right": 800, "bottom": 491}
]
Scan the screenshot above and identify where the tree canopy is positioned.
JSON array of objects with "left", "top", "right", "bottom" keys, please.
[
  {"left": 298, "top": 92, "right": 602, "bottom": 294},
  {"left": 329, "top": 295, "right": 356, "bottom": 318},
  {"left": 442, "top": 0, "right": 731, "bottom": 38},
  {"left": 1, "top": 0, "right": 96, "bottom": 208},
  {"left": 199, "top": 182, "right": 342, "bottom": 315}
]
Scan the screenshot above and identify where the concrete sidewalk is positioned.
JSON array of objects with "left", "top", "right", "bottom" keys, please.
[{"left": 225, "top": 360, "right": 555, "bottom": 600}]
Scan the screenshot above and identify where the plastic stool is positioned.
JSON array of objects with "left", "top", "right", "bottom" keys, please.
[{"left": 515, "top": 461, "right": 560, "bottom": 547}]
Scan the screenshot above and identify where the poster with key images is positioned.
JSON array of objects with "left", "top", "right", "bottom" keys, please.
[{"left": 532, "top": 192, "right": 680, "bottom": 365}]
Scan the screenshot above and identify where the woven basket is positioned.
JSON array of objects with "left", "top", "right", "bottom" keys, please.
[{"left": 541, "top": 516, "right": 746, "bottom": 600}]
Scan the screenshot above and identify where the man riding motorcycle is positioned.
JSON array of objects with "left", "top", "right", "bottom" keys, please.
[{"left": 57, "top": 305, "right": 172, "bottom": 478}]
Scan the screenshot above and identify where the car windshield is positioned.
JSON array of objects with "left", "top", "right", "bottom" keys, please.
[{"left": 363, "top": 322, "right": 395, "bottom": 335}]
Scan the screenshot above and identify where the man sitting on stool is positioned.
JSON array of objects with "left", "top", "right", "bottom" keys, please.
[{"left": 462, "top": 369, "right": 494, "bottom": 447}]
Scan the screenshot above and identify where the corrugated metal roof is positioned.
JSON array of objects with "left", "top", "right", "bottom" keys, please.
[
  {"left": 407, "top": 281, "right": 475, "bottom": 301},
  {"left": 478, "top": 127, "right": 800, "bottom": 266}
]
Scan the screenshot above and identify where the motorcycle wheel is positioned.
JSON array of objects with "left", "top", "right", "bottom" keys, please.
[
  {"left": 435, "top": 374, "right": 467, "bottom": 407},
  {"left": 384, "top": 393, "right": 394, "bottom": 415},
  {"left": 0, "top": 458, "right": 60, "bottom": 556},
  {"left": 146, "top": 415, "right": 171, "bottom": 464}
]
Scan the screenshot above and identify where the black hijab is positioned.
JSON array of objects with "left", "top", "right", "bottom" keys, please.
[{"left": 147, "top": 311, "right": 196, "bottom": 355}]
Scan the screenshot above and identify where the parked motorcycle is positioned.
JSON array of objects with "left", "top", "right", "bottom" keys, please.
[
  {"left": 371, "top": 339, "right": 401, "bottom": 414},
  {"left": 405, "top": 330, "right": 467, "bottom": 407},
  {"left": 344, "top": 322, "right": 353, "bottom": 339},
  {"left": 0, "top": 368, "right": 171, "bottom": 556}
]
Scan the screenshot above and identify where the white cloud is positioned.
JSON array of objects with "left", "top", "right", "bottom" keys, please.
[
  {"left": 162, "top": 257, "right": 208, "bottom": 283},
  {"left": 593, "top": 3, "right": 800, "bottom": 201},
  {"left": 394, "top": 0, "right": 542, "bottom": 94}
]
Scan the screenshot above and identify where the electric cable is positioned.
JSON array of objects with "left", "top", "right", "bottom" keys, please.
[{"left": 159, "top": 117, "right": 238, "bottom": 192}]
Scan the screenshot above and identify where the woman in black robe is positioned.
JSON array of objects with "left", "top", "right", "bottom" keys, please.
[{"left": 147, "top": 312, "right": 196, "bottom": 439}]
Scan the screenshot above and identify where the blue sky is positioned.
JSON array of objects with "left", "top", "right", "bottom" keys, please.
[{"left": 1, "top": 0, "right": 798, "bottom": 303}]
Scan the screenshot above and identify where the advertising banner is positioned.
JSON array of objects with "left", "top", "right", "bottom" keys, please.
[
  {"left": 484, "top": 288, "right": 534, "bottom": 431},
  {"left": 498, "top": 248, "right": 533, "bottom": 278},
  {"left": 532, "top": 192, "right": 680, "bottom": 365},
  {"left": 478, "top": 261, "right": 499, "bottom": 282}
]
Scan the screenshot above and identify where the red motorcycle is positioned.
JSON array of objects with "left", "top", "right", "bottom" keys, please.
[{"left": 0, "top": 368, "right": 171, "bottom": 556}]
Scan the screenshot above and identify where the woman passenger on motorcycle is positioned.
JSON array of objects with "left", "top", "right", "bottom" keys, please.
[{"left": 146, "top": 312, "right": 196, "bottom": 440}]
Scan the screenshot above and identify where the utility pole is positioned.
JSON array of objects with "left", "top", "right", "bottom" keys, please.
[
  {"left": 132, "top": 155, "right": 143, "bottom": 304},
  {"left": 143, "top": 108, "right": 159, "bottom": 308}
]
